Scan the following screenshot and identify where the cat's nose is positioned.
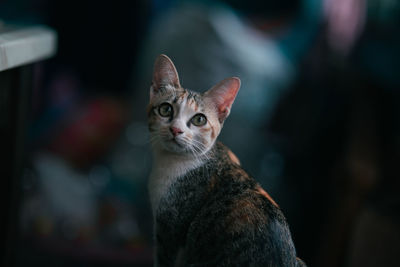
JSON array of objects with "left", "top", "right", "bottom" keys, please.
[{"left": 170, "top": 126, "right": 183, "bottom": 137}]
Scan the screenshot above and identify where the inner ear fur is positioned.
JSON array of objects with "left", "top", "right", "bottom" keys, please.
[
  {"left": 205, "top": 77, "right": 240, "bottom": 122},
  {"left": 152, "top": 54, "right": 181, "bottom": 93}
]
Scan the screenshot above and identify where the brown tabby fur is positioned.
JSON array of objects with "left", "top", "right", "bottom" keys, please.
[{"left": 148, "top": 55, "right": 306, "bottom": 266}]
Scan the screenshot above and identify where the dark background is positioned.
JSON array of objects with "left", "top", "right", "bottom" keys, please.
[{"left": 1, "top": 0, "right": 399, "bottom": 266}]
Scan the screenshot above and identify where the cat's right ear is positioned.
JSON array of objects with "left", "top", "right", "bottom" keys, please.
[
  {"left": 151, "top": 54, "right": 181, "bottom": 98},
  {"left": 205, "top": 77, "right": 240, "bottom": 123}
]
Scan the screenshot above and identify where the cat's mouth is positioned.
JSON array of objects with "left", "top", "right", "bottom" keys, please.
[
  {"left": 160, "top": 137, "right": 189, "bottom": 154},
  {"left": 159, "top": 135, "right": 190, "bottom": 153},
  {"left": 170, "top": 137, "right": 184, "bottom": 147}
]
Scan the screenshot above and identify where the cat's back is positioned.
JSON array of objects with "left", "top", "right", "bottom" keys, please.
[{"left": 182, "top": 142, "right": 298, "bottom": 266}]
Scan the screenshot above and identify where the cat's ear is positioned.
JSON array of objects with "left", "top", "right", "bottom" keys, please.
[
  {"left": 205, "top": 77, "right": 240, "bottom": 123},
  {"left": 151, "top": 54, "right": 181, "bottom": 97}
]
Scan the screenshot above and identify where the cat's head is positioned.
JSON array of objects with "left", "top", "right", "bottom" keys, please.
[{"left": 147, "top": 54, "right": 240, "bottom": 156}]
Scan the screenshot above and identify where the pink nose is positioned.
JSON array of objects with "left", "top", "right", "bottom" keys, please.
[{"left": 170, "top": 127, "right": 183, "bottom": 136}]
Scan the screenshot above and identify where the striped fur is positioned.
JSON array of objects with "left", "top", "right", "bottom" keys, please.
[{"left": 148, "top": 55, "right": 306, "bottom": 266}]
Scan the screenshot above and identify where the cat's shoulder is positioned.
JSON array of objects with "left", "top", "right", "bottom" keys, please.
[
  {"left": 214, "top": 141, "right": 240, "bottom": 166},
  {"left": 212, "top": 141, "right": 280, "bottom": 209}
]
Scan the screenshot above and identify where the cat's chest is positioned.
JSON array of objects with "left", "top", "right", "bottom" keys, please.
[{"left": 152, "top": 162, "right": 211, "bottom": 249}]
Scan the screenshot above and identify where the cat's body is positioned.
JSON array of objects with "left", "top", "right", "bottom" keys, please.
[{"left": 148, "top": 55, "right": 306, "bottom": 266}]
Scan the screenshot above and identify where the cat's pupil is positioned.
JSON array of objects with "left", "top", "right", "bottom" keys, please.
[
  {"left": 159, "top": 103, "right": 173, "bottom": 117},
  {"left": 191, "top": 114, "right": 207, "bottom": 126}
]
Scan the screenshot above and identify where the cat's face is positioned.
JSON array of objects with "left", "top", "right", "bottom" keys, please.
[
  {"left": 148, "top": 86, "right": 220, "bottom": 155},
  {"left": 148, "top": 55, "right": 240, "bottom": 156}
]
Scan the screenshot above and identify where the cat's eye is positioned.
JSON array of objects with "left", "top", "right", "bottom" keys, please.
[
  {"left": 158, "top": 103, "right": 173, "bottom": 117},
  {"left": 191, "top": 114, "right": 207, "bottom": 126}
]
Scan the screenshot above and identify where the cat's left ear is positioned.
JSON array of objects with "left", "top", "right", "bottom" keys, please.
[
  {"left": 151, "top": 54, "right": 181, "bottom": 98},
  {"left": 205, "top": 77, "right": 240, "bottom": 123}
]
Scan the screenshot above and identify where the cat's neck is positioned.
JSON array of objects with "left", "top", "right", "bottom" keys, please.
[
  {"left": 152, "top": 148, "right": 206, "bottom": 174},
  {"left": 149, "top": 146, "right": 211, "bottom": 214}
]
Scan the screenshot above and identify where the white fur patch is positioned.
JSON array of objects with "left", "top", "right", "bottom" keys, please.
[{"left": 148, "top": 148, "right": 204, "bottom": 215}]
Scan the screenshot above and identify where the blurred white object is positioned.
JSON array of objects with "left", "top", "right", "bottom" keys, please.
[{"left": 0, "top": 25, "right": 57, "bottom": 71}]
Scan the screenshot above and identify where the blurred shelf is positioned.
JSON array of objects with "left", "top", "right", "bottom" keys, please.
[
  {"left": 0, "top": 22, "right": 57, "bottom": 266},
  {"left": 0, "top": 24, "right": 57, "bottom": 72}
]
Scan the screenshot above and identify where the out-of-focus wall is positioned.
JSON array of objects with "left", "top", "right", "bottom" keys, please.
[{"left": 1, "top": 0, "right": 399, "bottom": 266}]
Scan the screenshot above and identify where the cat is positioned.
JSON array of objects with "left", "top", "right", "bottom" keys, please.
[{"left": 147, "top": 54, "right": 306, "bottom": 267}]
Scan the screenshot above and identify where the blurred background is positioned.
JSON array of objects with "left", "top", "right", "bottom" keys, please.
[{"left": 1, "top": 0, "right": 399, "bottom": 266}]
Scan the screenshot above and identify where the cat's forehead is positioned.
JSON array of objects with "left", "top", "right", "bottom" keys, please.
[
  {"left": 177, "top": 89, "right": 203, "bottom": 107},
  {"left": 156, "top": 86, "right": 205, "bottom": 110}
]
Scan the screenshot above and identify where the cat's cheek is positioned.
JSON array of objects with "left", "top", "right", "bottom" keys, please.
[
  {"left": 148, "top": 121, "right": 161, "bottom": 133},
  {"left": 185, "top": 132, "right": 193, "bottom": 141}
]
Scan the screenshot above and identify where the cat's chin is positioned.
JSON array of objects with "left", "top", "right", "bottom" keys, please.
[
  {"left": 158, "top": 139, "right": 207, "bottom": 157},
  {"left": 159, "top": 139, "right": 190, "bottom": 155}
]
